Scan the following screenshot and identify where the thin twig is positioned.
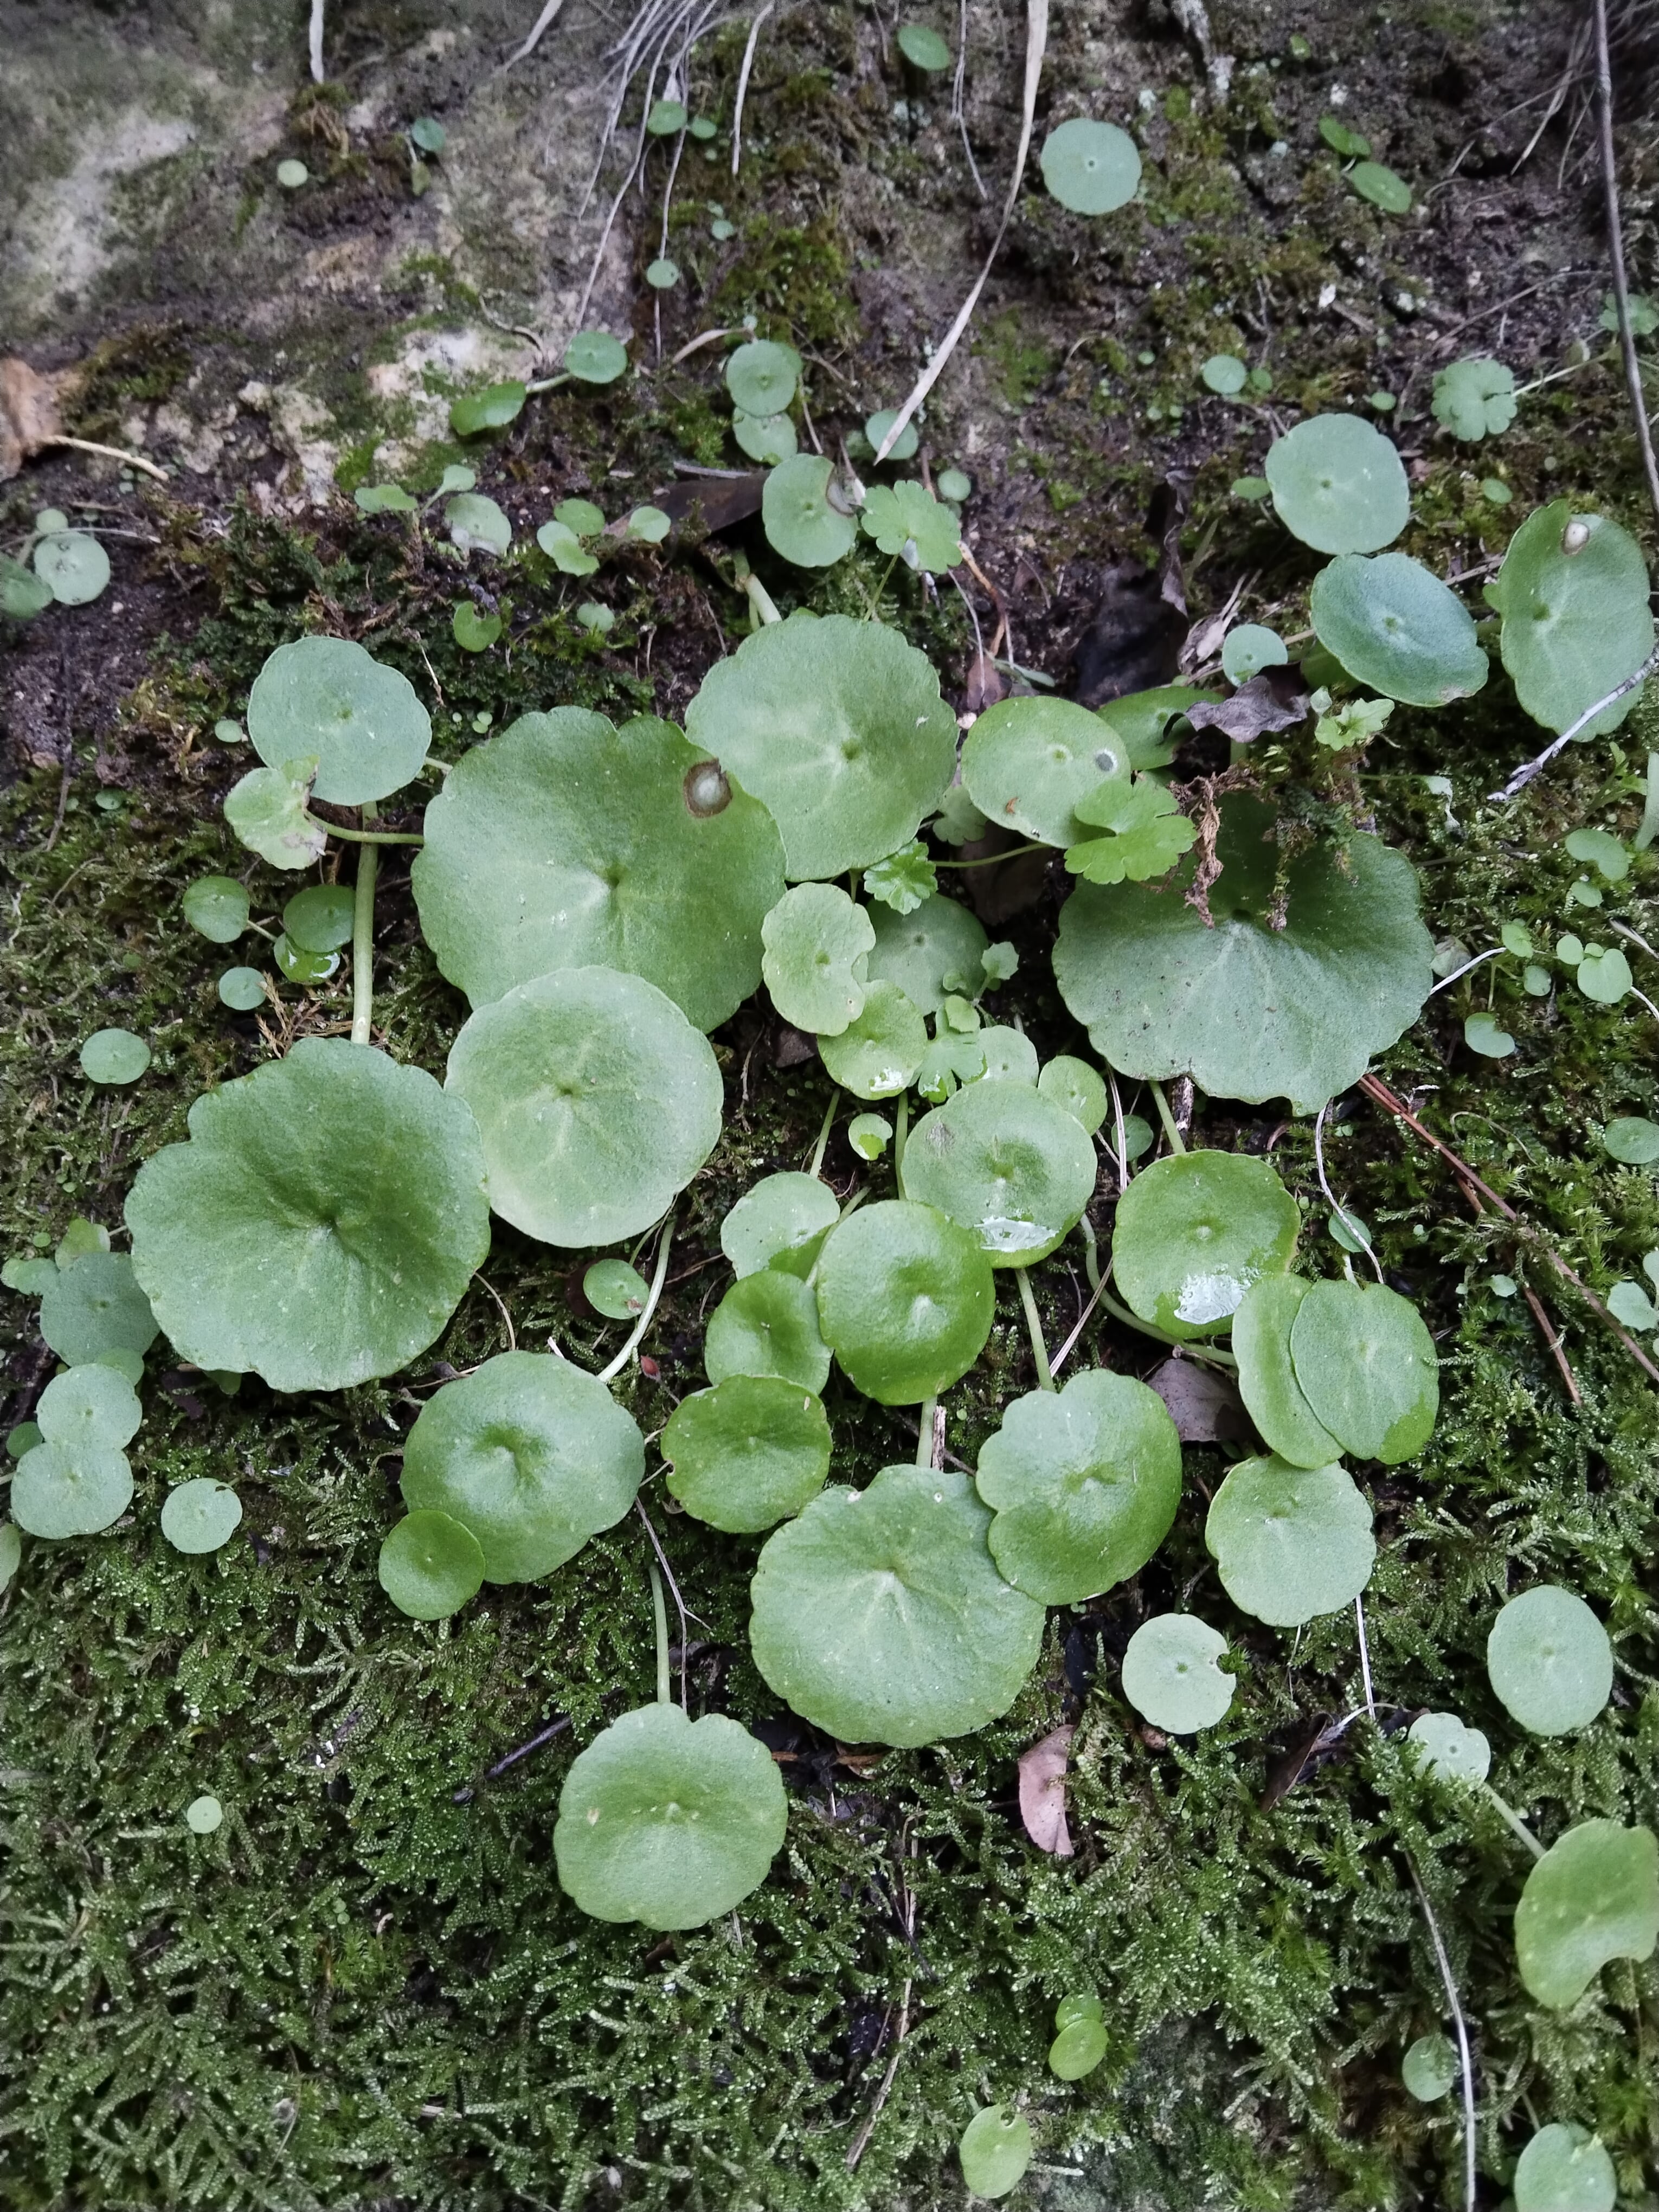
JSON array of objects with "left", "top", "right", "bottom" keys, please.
[
  {"left": 1491, "top": 645, "right": 1659, "bottom": 802},
  {"left": 730, "top": 1, "right": 777, "bottom": 177},
  {"left": 474, "top": 1274, "right": 518, "bottom": 1353},
  {"left": 503, "top": 0, "right": 570, "bottom": 67},
  {"left": 42, "top": 435, "right": 170, "bottom": 484},
  {"left": 308, "top": 0, "right": 326, "bottom": 81},
  {"left": 43, "top": 760, "right": 72, "bottom": 854},
  {"left": 1407, "top": 1863, "right": 1478, "bottom": 2212},
  {"left": 1521, "top": 1285, "right": 1583, "bottom": 1404},
  {"left": 950, "top": 0, "right": 987, "bottom": 200},
  {"left": 1315, "top": 1102, "right": 1384, "bottom": 1283},
  {"left": 1593, "top": 0, "right": 1659, "bottom": 522},
  {"left": 1354, "top": 1596, "right": 1377, "bottom": 1716}
]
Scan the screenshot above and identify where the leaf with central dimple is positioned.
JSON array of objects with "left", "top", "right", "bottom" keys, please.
[
  {"left": 685, "top": 612, "right": 956, "bottom": 879},
  {"left": 1233, "top": 1276, "right": 1342, "bottom": 1467},
  {"left": 126, "top": 1038, "right": 490, "bottom": 1391},
  {"left": 1121, "top": 1613, "right": 1236, "bottom": 1732},
  {"left": 761, "top": 454, "right": 858, "bottom": 568},
  {"left": 401, "top": 1351, "right": 644, "bottom": 1582},
  {"left": 1264, "top": 414, "right": 1411, "bottom": 555},
  {"left": 817, "top": 980, "right": 928, "bottom": 1098},
  {"left": 720, "top": 1173, "right": 840, "bottom": 1279},
  {"left": 705, "top": 1271, "right": 831, "bottom": 1392},
  {"left": 11, "top": 1441, "right": 133, "bottom": 1538},
  {"left": 1310, "top": 553, "right": 1489, "bottom": 706},
  {"left": 1514, "top": 1819, "right": 1659, "bottom": 2008},
  {"left": 1487, "top": 1585, "right": 1612, "bottom": 1735},
  {"left": 36, "top": 1365, "right": 142, "bottom": 1452},
  {"left": 865, "top": 893, "right": 988, "bottom": 1017},
  {"left": 247, "top": 637, "right": 431, "bottom": 805},
  {"left": 963, "top": 695, "right": 1131, "bottom": 847},
  {"left": 902, "top": 1078, "right": 1097, "bottom": 1266},
  {"left": 749, "top": 1463, "right": 1045, "bottom": 1745},
  {"left": 664, "top": 1375, "right": 831, "bottom": 1531},
  {"left": 1205, "top": 1454, "right": 1375, "bottom": 1625},
  {"left": 761, "top": 883, "right": 873, "bottom": 1034},
  {"left": 975, "top": 1370, "right": 1181, "bottom": 1602},
  {"left": 413, "top": 710, "right": 786, "bottom": 1031},
  {"left": 815, "top": 1199, "right": 994, "bottom": 1403},
  {"left": 1488, "top": 500, "right": 1655, "bottom": 737},
  {"left": 1113, "top": 1150, "right": 1299, "bottom": 1339},
  {"left": 1289, "top": 1278, "right": 1439, "bottom": 1462},
  {"left": 725, "top": 339, "right": 801, "bottom": 417},
  {"left": 554, "top": 1703, "right": 788, "bottom": 1930},
  {"left": 38, "top": 1251, "right": 158, "bottom": 1366},
  {"left": 446, "top": 967, "right": 721, "bottom": 1249}
]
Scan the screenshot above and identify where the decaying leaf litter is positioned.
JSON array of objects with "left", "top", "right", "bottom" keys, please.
[{"left": 4, "top": 0, "right": 1659, "bottom": 2205}]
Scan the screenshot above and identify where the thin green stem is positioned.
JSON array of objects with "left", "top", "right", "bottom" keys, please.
[
  {"left": 648, "top": 1558, "right": 671, "bottom": 1706},
  {"left": 524, "top": 372, "right": 571, "bottom": 394},
  {"left": 317, "top": 820, "right": 424, "bottom": 845},
  {"left": 915, "top": 1394, "right": 937, "bottom": 1466},
  {"left": 1098, "top": 1283, "right": 1238, "bottom": 1367},
  {"left": 350, "top": 818, "right": 378, "bottom": 1046},
  {"left": 933, "top": 841, "right": 1045, "bottom": 869},
  {"left": 1149, "top": 1079, "right": 1186, "bottom": 1154},
  {"left": 878, "top": 551, "right": 901, "bottom": 603},
  {"left": 596, "top": 1209, "right": 677, "bottom": 1386},
  {"left": 742, "top": 571, "right": 783, "bottom": 627},
  {"left": 1017, "top": 1268, "right": 1054, "bottom": 1391},
  {"left": 808, "top": 1090, "right": 839, "bottom": 1179},
  {"left": 893, "top": 1091, "right": 909, "bottom": 1184},
  {"left": 1077, "top": 1212, "right": 1101, "bottom": 1295},
  {"left": 1482, "top": 1782, "right": 1547, "bottom": 1861}
]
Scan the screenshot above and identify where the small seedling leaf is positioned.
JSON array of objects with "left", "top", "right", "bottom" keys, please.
[
  {"left": 1487, "top": 1585, "right": 1613, "bottom": 1735},
  {"left": 817, "top": 979, "right": 928, "bottom": 1098},
  {"left": 958, "top": 2105, "right": 1033, "bottom": 2198},
  {"left": 1289, "top": 1278, "right": 1439, "bottom": 1463},
  {"left": 1121, "top": 1612, "right": 1235, "bottom": 1733},
  {"left": 160, "top": 1478, "right": 244, "bottom": 1555},
  {"left": 1040, "top": 118, "right": 1141, "bottom": 214}
]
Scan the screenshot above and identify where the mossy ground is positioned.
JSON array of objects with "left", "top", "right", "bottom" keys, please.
[{"left": 5, "top": 1, "right": 1659, "bottom": 2206}]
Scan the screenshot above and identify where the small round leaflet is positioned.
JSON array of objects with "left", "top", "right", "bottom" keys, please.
[
  {"left": 1221, "top": 625, "right": 1287, "bottom": 683},
  {"left": 731, "top": 411, "right": 795, "bottom": 465},
  {"left": 1289, "top": 1278, "right": 1439, "bottom": 1464},
  {"left": 554, "top": 1703, "right": 787, "bottom": 1930},
  {"left": 1488, "top": 500, "right": 1655, "bottom": 739},
  {"left": 1349, "top": 160, "right": 1412, "bottom": 214},
  {"left": 1040, "top": 118, "right": 1141, "bottom": 215},
  {"left": 1205, "top": 1455, "right": 1375, "bottom": 1626},
  {"left": 663, "top": 1375, "right": 831, "bottom": 1532},
  {"left": 401, "top": 1352, "right": 644, "bottom": 1582},
  {"left": 377, "top": 1509, "right": 486, "bottom": 1619},
  {"left": 37, "top": 1365, "right": 140, "bottom": 1451},
  {"left": 583, "top": 1259, "right": 649, "bottom": 1320},
  {"left": 1310, "top": 554, "right": 1489, "bottom": 707},
  {"left": 1121, "top": 1614, "right": 1234, "bottom": 1733},
  {"left": 34, "top": 530, "right": 111, "bottom": 605},
  {"left": 1604, "top": 1115, "right": 1659, "bottom": 1163},
  {"left": 186, "top": 1795, "right": 223, "bottom": 1834},
  {"left": 760, "top": 457, "right": 857, "bottom": 570},
  {"left": 160, "top": 1479, "right": 244, "bottom": 1555},
  {"left": 896, "top": 21, "right": 950, "bottom": 68},
  {"left": 1400, "top": 2034, "right": 1457, "bottom": 2102},
  {"left": 1514, "top": 1819, "right": 1659, "bottom": 2009},
  {"left": 1201, "top": 353, "right": 1248, "bottom": 395},
  {"left": 720, "top": 1172, "right": 839, "bottom": 1278},
  {"left": 958, "top": 2105, "right": 1032, "bottom": 2200},
  {"left": 1038, "top": 1054, "right": 1107, "bottom": 1133},
  {"left": 704, "top": 1271, "right": 829, "bottom": 1393},
  {"left": 866, "top": 894, "right": 988, "bottom": 1017},
  {"left": 0, "top": 1524, "right": 18, "bottom": 1591},
  {"left": 11, "top": 1442, "right": 133, "bottom": 1539},
  {"left": 1407, "top": 1711, "right": 1491, "bottom": 1787},
  {"left": 445, "top": 967, "right": 722, "bottom": 1249},
  {"left": 39, "top": 1251, "right": 157, "bottom": 1366},
  {"left": 218, "top": 966, "right": 266, "bottom": 1011},
  {"left": 1232, "top": 1276, "right": 1341, "bottom": 1468},
  {"left": 282, "top": 884, "right": 355, "bottom": 954},
  {"left": 725, "top": 338, "right": 801, "bottom": 417},
  {"left": 183, "top": 875, "right": 250, "bottom": 944},
  {"left": 1113, "top": 1150, "right": 1298, "bottom": 1338},
  {"left": 1049, "top": 2015, "right": 1108, "bottom": 2080},
  {"left": 564, "top": 330, "right": 628, "bottom": 384},
  {"left": 1263, "top": 414, "right": 1410, "bottom": 555},
  {"left": 962, "top": 694, "right": 1129, "bottom": 847},
  {"left": 761, "top": 882, "right": 873, "bottom": 1034},
  {"left": 1487, "top": 1585, "right": 1612, "bottom": 1735},
  {"left": 903, "top": 1079, "right": 1096, "bottom": 1265},
  {"left": 246, "top": 635, "right": 431, "bottom": 807},
  {"left": 1513, "top": 2125, "right": 1617, "bottom": 2212},
  {"left": 750, "top": 1464, "right": 1044, "bottom": 1745},
  {"left": 817, "top": 981, "right": 928, "bottom": 1099},
  {"left": 815, "top": 1200, "right": 995, "bottom": 1403},
  {"left": 80, "top": 1028, "right": 150, "bottom": 1085}
]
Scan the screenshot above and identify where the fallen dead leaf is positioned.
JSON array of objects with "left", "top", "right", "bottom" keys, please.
[
  {"left": 1017, "top": 1724, "right": 1075, "bottom": 1856},
  {"left": 1146, "top": 1356, "right": 1248, "bottom": 1443},
  {"left": 1184, "top": 666, "right": 1309, "bottom": 743},
  {"left": 0, "top": 357, "right": 67, "bottom": 480}
]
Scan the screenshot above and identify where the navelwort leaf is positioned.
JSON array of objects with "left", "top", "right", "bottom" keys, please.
[
  {"left": 902, "top": 1079, "right": 1097, "bottom": 1265},
  {"left": 223, "top": 758, "right": 328, "bottom": 871},
  {"left": 34, "top": 530, "right": 111, "bottom": 605},
  {"left": 1039, "top": 118, "right": 1142, "bottom": 215},
  {"left": 865, "top": 893, "right": 988, "bottom": 1017},
  {"left": 1233, "top": 1276, "right": 1343, "bottom": 1468},
  {"left": 1513, "top": 2125, "right": 1616, "bottom": 2212},
  {"left": 725, "top": 339, "right": 801, "bottom": 417},
  {"left": 11, "top": 1440, "right": 133, "bottom": 1539},
  {"left": 958, "top": 2105, "right": 1032, "bottom": 2200},
  {"left": 159, "top": 1478, "right": 244, "bottom": 1555},
  {"left": 1205, "top": 1455, "right": 1376, "bottom": 1625},
  {"left": 1112, "top": 1150, "right": 1299, "bottom": 1339},
  {"left": 1264, "top": 414, "right": 1411, "bottom": 555},
  {"left": 1487, "top": 1585, "right": 1613, "bottom": 1735},
  {"left": 1406, "top": 1710, "right": 1491, "bottom": 1787},
  {"left": 704, "top": 1271, "right": 831, "bottom": 1393},
  {"left": 815, "top": 1199, "right": 995, "bottom": 1403},
  {"left": 760, "top": 456, "right": 858, "bottom": 569},
  {"left": 1120, "top": 1613, "right": 1236, "bottom": 1733},
  {"left": 1288, "top": 1278, "right": 1439, "bottom": 1463},
  {"left": 445, "top": 493, "right": 512, "bottom": 555},
  {"left": 38, "top": 1251, "right": 158, "bottom": 1366},
  {"left": 1309, "top": 554, "right": 1489, "bottom": 707},
  {"left": 719, "top": 1173, "right": 840, "bottom": 1279},
  {"left": 1488, "top": 500, "right": 1655, "bottom": 737},
  {"left": 378, "top": 1509, "right": 486, "bottom": 1620},
  {"left": 1400, "top": 2034, "right": 1458, "bottom": 2102},
  {"left": 1514, "top": 1819, "right": 1659, "bottom": 2009},
  {"left": 663, "top": 1375, "right": 831, "bottom": 1532},
  {"left": 183, "top": 876, "right": 250, "bottom": 944},
  {"left": 247, "top": 637, "right": 431, "bottom": 806},
  {"left": 760, "top": 883, "right": 873, "bottom": 1035},
  {"left": 962, "top": 695, "right": 1129, "bottom": 848},
  {"left": 816, "top": 980, "right": 928, "bottom": 1098}
]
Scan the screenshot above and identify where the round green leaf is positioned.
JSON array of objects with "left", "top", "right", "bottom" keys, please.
[
  {"left": 445, "top": 493, "right": 512, "bottom": 555},
  {"left": 726, "top": 339, "right": 802, "bottom": 417},
  {"left": 1121, "top": 1613, "right": 1235, "bottom": 1733},
  {"left": 564, "top": 329, "right": 629, "bottom": 384},
  {"left": 646, "top": 97, "right": 687, "bottom": 134},
  {"left": 761, "top": 883, "right": 874, "bottom": 1035},
  {"left": 1464, "top": 1011, "right": 1515, "bottom": 1058},
  {"left": 865, "top": 893, "right": 988, "bottom": 1018},
  {"left": 731, "top": 409, "right": 796, "bottom": 465},
  {"left": 975, "top": 1370, "right": 1180, "bottom": 1602},
  {"left": 1487, "top": 1585, "right": 1613, "bottom": 1735},
  {"left": 1310, "top": 553, "right": 1489, "bottom": 706},
  {"left": 409, "top": 115, "right": 446, "bottom": 153},
  {"left": 1205, "top": 1455, "right": 1375, "bottom": 1626},
  {"left": 36, "top": 1365, "right": 140, "bottom": 1451},
  {"left": 8, "top": 1423, "right": 43, "bottom": 1458},
  {"left": 1040, "top": 117, "right": 1142, "bottom": 215},
  {"left": 817, "top": 979, "right": 928, "bottom": 1099},
  {"left": 1264, "top": 414, "right": 1410, "bottom": 555},
  {"left": 355, "top": 483, "right": 418, "bottom": 513},
  {"left": 34, "top": 530, "right": 111, "bottom": 606},
  {"left": 815, "top": 1200, "right": 995, "bottom": 1403},
  {"left": 1515, "top": 1819, "right": 1659, "bottom": 2009},
  {"left": 686, "top": 612, "right": 954, "bottom": 879},
  {"left": 1056, "top": 1992, "right": 1104, "bottom": 2029},
  {"left": 575, "top": 601, "right": 614, "bottom": 635},
  {"left": 377, "top": 1508, "right": 485, "bottom": 1618},
  {"left": 1054, "top": 797, "right": 1435, "bottom": 1113},
  {"left": 958, "top": 2104, "right": 1033, "bottom": 2198},
  {"left": 270, "top": 932, "right": 334, "bottom": 987},
  {"left": 217, "top": 966, "right": 267, "bottom": 1012},
  {"left": 1349, "top": 159, "right": 1411, "bottom": 213},
  {"left": 626, "top": 505, "right": 672, "bottom": 544},
  {"left": 969, "top": 1027, "right": 1036, "bottom": 1086},
  {"left": 1431, "top": 357, "right": 1516, "bottom": 442},
  {"left": 183, "top": 875, "right": 249, "bottom": 944},
  {"left": 185, "top": 1793, "right": 223, "bottom": 1832},
  {"left": 902, "top": 1079, "right": 1096, "bottom": 1266},
  {"left": 276, "top": 157, "right": 308, "bottom": 188},
  {"left": 2, "top": 550, "right": 54, "bottom": 616},
  {"left": 3, "top": 1256, "right": 57, "bottom": 1294},
  {"left": 1604, "top": 1115, "right": 1659, "bottom": 1164},
  {"left": 1489, "top": 501, "right": 1655, "bottom": 738},
  {"left": 246, "top": 636, "right": 431, "bottom": 806},
  {"left": 1288, "top": 1278, "right": 1438, "bottom": 1464},
  {"left": 1407, "top": 1710, "right": 1491, "bottom": 1787},
  {"left": 448, "top": 381, "right": 526, "bottom": 438},
  {"left": 1220, "top": 624, "right": 1287, "bottom": 683},
  {"left": 536, "top": 519, "right": 599, "bottom": 575},
  {"left": 1514, "top": 2125, "right": 1616, "bottom": 2212},
  {"left": 126, "top": 1039, "right": 490, "bottom": 1391},
  {"left": 847, "top": 1111, "right": 892, "bottom": 1159},
  {"left": 1574, "top": 943, "right": 1632, "bottom": 1004},
  {"left": 962, "top": 694, "right": 1128, "bottom": 847},
  {"left": 554, "top": 1703, "right": 787, "bottom": 1930},
  {"left": 160, "top": 1478, "right": 243, "bottom": 1555},
  {"left": 1319, "top": 115, "right": 1371, "bottom": 157},
  {"left": 750, "top": 1463, "right": 1044, "bottom": 1744},
  {"left": 705, "top": 1271, "right": 829, "bottom": 1393},
  {"left": 1233, "top": 1276, "right": 1342, "bottom": 1468},
  {"left": 452, "top": 602, "right": 501, "bottom": 652},
  {"left": 583, "top": 1259, "right": 650, "bottom": 1320},
  {"left": 282, "top": 884, "right": 355, "bottom": 954},
  {"left": 401, "top": 1351, "right": 644, "bottom": 1582},
  {"left": 223, "top": 759, "right": 327, "bottom": 871},
  {"left": 79, "top": 1028, "right": 149, "bottom": 1085},
  {"left": 865, "top": 408, "right": 919, "bottom": 461},
  {"left": 1200, "top": 352, "right": 1249, "bottom": 396},
  {"left": 11, "top": 1441, "right": 133, "bottom": 1538},
  {"left": 663, "top": 1375, "right": 831, "bottom": 1532},
  {"left": 445, "top": 967, "right": 722, "bottom": 1248},
  {"left": 1037, "top": 1054, "right": 1107, "bottom": 1133},
  {"left": 413, "top": 708, "right": 786, "bottom": 1030},
  {"left": 896, "top": 21, "right": 951, "bottom": 68},
  {"left": 721, "top": 1172, "right": 840, "bottom": 1279},
  {"left": 1113, "top": 1150, "right": 1298, "bottom": 1339},
  {"left": 38, "top": 1251, "right": 158, "bottom": 1365},
  {"left": 760, "top": 454, "right": 858, "bottom": 569},
  {"left": 1048, "top": 2016, "right": 1108, "bottom": 2080},
  {"left": 645, "top": 258, "right": 679, "bottom": 290},
  {"left": 1400, "top": 2034, "right": 1457, "bottom": 2102},
  {"left": 937, "top": 465, "right": 972, "bottom": 503}
]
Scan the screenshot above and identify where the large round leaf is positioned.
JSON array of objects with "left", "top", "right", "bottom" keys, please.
[
  {"left": 1514, "top": 1819, "right": 1659, "bottom": 2010},
  {"left": 445, "top": 967, "right": 722, "bottom": 1249},
  {"left": 901, "top": 1078, "right": 1097, "bottom": 1266},
  {"left": 1205, "top": 1455, "right": 1375, "bottom": 1626},
  {"left": 1054, "top": 797, "right": 1434, "bottom": 1113},
  {"left": 1113, "top": 1150, "right": 1298, "bottom": 1339},
  {"left": 411, "top": 710, "right": 786, "bottom": 1030},
  {"left": 866, "top": 893, "right": 988, "bottom": 1017},
  {"left": 975, "top": 1370, "right": 1181, "bottom": 1603},
  {"left": 1487, "top": 1585, "right": 1613, "bottom": 1736},
  {"left": 38, "top": 1251, "right": 158, "bottom": 1366},
  {"left": 554, "top": 1703, "right": 788, "bottom": 1930},
  {"left": 1488, "top": 500, "right": 1655, "bottom": 738},
  {"left": 684, "top": 612, "right": 956, "bottom": 880},
  {"left": 401, "top": 1351, "right": 644, "bottom": 1581},
  {"left": 663, "top": 1375, "right": 831, "bottom": 1532},
  {"left": 961, "top": 695, "right": 1128, "bottom": 848},
  {"left": 815, "top": 1200, "right": 995, "bottom": 1403},
  {"left": 1264, "top": 415, "right": 1410, "bottom": 555},
  {"left": 749, "top": 1463, "right": 1044, "bottom": 1745},
  {"left": 126, "top": 1040, "right": 490, "bottom": 1392},
  {"left": 1309, "top": 554, "right": 1489, "bottom": 706},
  {"left": 1233, "top": 1276, "right": 1341, "bottom": 1468},
  {"left": 1289, "top": 1279, "right": 1438, "bottom": 1464},
  {"left": 246, "top": 636, "right": 431, "bottom": 806}
]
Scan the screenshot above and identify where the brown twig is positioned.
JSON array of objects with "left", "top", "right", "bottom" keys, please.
[
  {"left": 1522, "top": 1284, "right": 1583, "bottom": 1404},
  {"left": 1593, "top": 0, "right": 1659, "bottom": 524},
  {"left": 845, "top": 1979, "right": 912, "bottom": 2170}
]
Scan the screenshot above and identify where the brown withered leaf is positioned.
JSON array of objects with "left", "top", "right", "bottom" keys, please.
[
  {"left": 1184, "top": 666, "right": 1310, "bottom": 743},
  {"left": 650, "top": 472, "right": 765, "bottom": 533},
  {"left": 962, "top": 650, "right": 1006, "bottom": 714},
  {"left": 1145, "top": 1356, "right": 1248, "bottom": 1443},
  {"left": 1017, "top": 1724, "right": 1075, "bottom": 1856},
  {"left": 0, "top": 358, "right": 70, "bottom": 480}
]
